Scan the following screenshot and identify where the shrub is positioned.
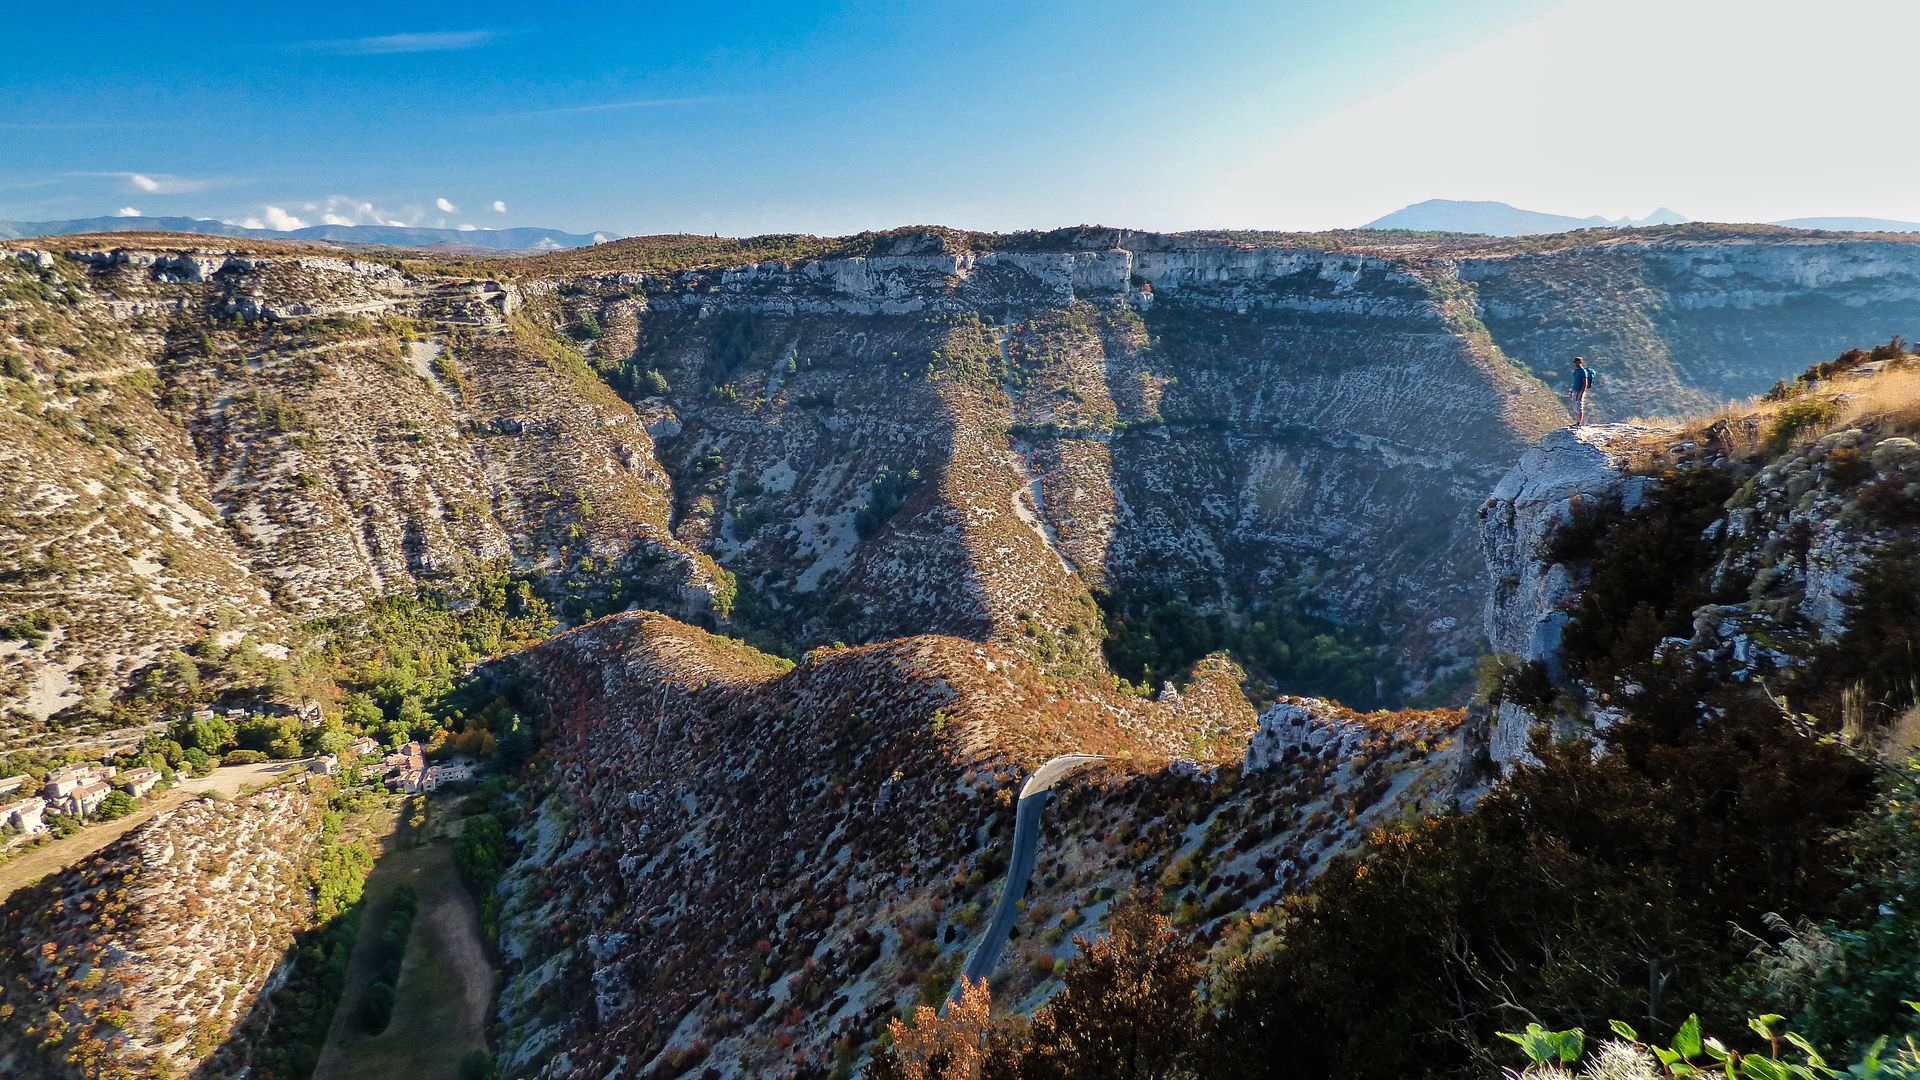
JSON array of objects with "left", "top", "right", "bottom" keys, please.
[
  {"left": 1195, "top": 698, "right": 1874, "bottom": 1078},
  {"left": 855, "top": 466, "right": 922, "bottom": 539},
  {"left": 220, "top": 749, "right": 268, "bottom": 766},
  {"left": 361, "top": 980, "right": 395, "bottom": 1031},
  {"left": 1767, "top": 398, "right": 1838, "bottom": 457},
  {"left": 1475, "top": 653, "right": 1558, "bottom": 716},
  {"left": 870, "top": 977, "right": 1022, "bottom": 1080},
  {"left": 1023, "top": 898, "right": 1204, "bottom": 1079},
  {"left": 458, "top": 1050, "right": 497, "bottom": 1080},
  {"left": 1824, "top": 445, "right": 1874, "bottom": 488},
  {"left": 1556, "top": 467, "right": 1738, "bottom": 688},
  {"left": 93, "top": 792, "right": 137, "bottom": 821}
]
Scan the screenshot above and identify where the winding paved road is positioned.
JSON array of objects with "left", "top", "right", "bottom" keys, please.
[{"left": 953, "top": 754, "right": 1107, "bottom": 998}]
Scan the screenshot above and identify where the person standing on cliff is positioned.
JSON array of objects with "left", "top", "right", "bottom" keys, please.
[{"left": 1570, "top": 356, "right": 1597, "bottom": 425}]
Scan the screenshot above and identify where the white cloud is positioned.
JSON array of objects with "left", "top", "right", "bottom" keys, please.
[
  {"left": 1193, "top": 0, "right": 1920, "bottom": 229},
  {"left": 113, "top": 207, "right": 141, "bottom": 217},
  {"left": 239, "top": 205, "right": 310, "bottom": 231},
  {"left": 321, "top": 214, "right": 355, "bottom": 226},
  {"left": 458, "top": 223, "right": 479, "bottom": 232},
  {"left": 107, "top": 172, "right": 209, "bottom": 195},
  {"left": 435, "top": 197, "right": 458, "bottom": 213},
  {"left": 491, "top": 200, "right": 507, "bottom": 213},
  {"left": 309, "top": 30, "right": 496, "bottom": 55}
]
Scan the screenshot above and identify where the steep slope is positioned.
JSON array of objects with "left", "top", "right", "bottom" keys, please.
[
  {"left": 0, "top": 782, "right": 332, "bottom": 1079},
  {"left": 1473, "top": 347, "right": 1920, "bottom": 764},
  {"left": 0, "top": 241, "right": 719, "bottom": 745},
  {"left": 8, "top": 224, "right": 1920, "bottom": 740},
  {"left": 526, "top": 232, "right": 1567, "bottom": 698},
  {"left": 489, "top": 611, "right": 1463, "bottom": 1077}
]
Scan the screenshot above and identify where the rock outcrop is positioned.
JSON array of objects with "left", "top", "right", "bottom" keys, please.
[{"left": 1474, "top": 354, "right": 1920, "bottom": 764}]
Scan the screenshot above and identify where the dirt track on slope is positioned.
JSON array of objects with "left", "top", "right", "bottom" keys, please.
[{"left": 0, "top": 758, "right": 304, "bottom": 902}]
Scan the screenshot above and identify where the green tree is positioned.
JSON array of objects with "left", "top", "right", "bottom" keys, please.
[
  {"left": 94, "top": 791, "right": 138, "bottom": 821},
  {"left": 169, "top": 713, "right": 236, "bottom": 756},
  {"left": 342, "top": 692, "right": 384, "bottom": 730},
  {"left": 238, "top": 716, "right": 304, "bottom": 758},
  {"left": 310, "top": 721, "right": 353, "bottom": 757}
]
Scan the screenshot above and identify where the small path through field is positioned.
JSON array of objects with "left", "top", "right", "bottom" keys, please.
[
  {"left": 955, "top": 754, "right": 1108, "bottom": 995},
  {"left": 0, "top": 758, "right": 306, "bottom": 902}
]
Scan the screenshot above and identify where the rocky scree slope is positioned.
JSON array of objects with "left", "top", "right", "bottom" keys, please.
[
  {"left": 0, "top": 782, "right": 329, "bottom": 1080},
  {"left": 488, "top": 610, "right": 1467, "bottom": 1078}
]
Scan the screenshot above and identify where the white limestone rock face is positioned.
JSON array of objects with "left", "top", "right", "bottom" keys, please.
[
  {"left": 1481, "top": 425, "right": 1662, "bottom": 677},
  {"left": 1474, "top": 425, "right": 1665, "bottom": 769}
]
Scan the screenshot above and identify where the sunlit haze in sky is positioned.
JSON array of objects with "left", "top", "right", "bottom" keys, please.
[{"left": 3, "top": 0, "right": 1915, "bottom": 236}]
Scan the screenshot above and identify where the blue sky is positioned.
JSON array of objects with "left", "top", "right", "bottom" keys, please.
[{"left": 4, "top": 1, "right": 1916, "bottom": 236}]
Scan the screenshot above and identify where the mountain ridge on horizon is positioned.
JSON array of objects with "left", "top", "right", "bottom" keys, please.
[{"left": 1365, "top": 198, "right": 1920, "bottom": 237}]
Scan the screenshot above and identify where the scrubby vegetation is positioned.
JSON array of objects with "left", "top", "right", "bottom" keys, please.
[
  {"left": 228, "top": 776, "right": 386, "bottom": 1079},
  {"left": 360, "top": 883, "right": 417, "bottom": 1033},
  {"left": 1097, "top": 589, "right": 1390, "bottom": 707},
  {"left": 1553, "top": 468, "right": 1740, "bottom": 689}
]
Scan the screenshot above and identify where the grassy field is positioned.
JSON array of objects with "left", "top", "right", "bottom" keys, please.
[{"left": 313, "top": 798, "right": 494, "bottom": 1080}]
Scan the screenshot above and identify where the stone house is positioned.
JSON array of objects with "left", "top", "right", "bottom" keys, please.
[
  {"left": 309, "top": 755, "right": 338, "bottom": 777},
  {"left": 119, "top": 767, "right": 160, "bottom": 798},
  {"left": 385, "top": 743, "right": 427, "bottom": 793},
  {"left": 44, "top": 764, "right": 114, "bottom": 802},
  {"left": 421, "top": 759, "right": 478, "bottom": 791},
  {"left": 67, "top": 781, "right": 111, "bottom": 817},
  {"left": 0, "top": 796, "right": 47, "bottom": 835}
]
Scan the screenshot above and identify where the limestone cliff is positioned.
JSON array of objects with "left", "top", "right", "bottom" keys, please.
[
  {"left": 1474, "top": 349, "right": 1920, "bottom": 763},
  {"left": 7, "top": 225, "right": 1920, "bottom": 744}
]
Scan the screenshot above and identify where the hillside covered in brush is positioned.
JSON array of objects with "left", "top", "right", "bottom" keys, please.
[
  {"left": 3, "top": 213, "right": 1920, "bottom": 1078},
  {"left": 5, "top": 224, "right": 1920, "bottom": 754}
]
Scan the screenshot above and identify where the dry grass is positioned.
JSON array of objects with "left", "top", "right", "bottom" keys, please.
[
  {"left": 1616, "top": 353, "right": 1920, "bottom": 473},
  {"left": 1881, "top": 703, "right": 1920, "bottom": 758}
]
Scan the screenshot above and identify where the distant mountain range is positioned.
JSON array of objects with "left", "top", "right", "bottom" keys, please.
[
  {"left": 1364, "top": 199, "right": 1920, "bottom": 237},
  {"left": 1364, "top": 200, "right": 1688, "bottom": 236},
  {"left": 1772, "top": 216, "right": 1920, "bottom": 233},
  {"left": 0, "top": 215, "right": 615, "bottom": 252}
]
